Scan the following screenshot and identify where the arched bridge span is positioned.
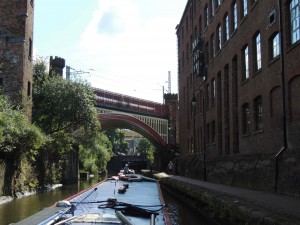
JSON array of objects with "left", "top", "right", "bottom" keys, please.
[{"left": 99, "top": 113, "right": 168, "bottom": 151}]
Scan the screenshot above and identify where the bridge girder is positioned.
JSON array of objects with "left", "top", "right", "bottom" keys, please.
[{"left": 99, "top": 113, "right": 168, "bottom": 151}]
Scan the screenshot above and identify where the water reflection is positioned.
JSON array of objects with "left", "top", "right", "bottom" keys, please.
[
  {"left": 0, "top": 176, "right": 211, "bottom": 225},
  {"left": 0, "top": 178, "right": 103, "bottom": 225},
  {"left": 162, "top": 189, "right": 211, "bottom": 225}
]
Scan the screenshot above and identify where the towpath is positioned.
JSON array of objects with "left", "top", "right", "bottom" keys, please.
[{"left": 155, "top": 173, "right": 300, "bottom": 225}]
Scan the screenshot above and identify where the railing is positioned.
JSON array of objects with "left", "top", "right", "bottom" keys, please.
[{"left": 94, "top": 88, "right": 169, "bottom": 118}]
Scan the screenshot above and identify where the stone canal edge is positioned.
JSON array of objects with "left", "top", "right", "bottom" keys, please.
[{"left": 153, "top": 173, "right": 299, "bottom": 225}]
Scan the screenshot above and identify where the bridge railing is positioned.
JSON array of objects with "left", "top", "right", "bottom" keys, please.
[{"left": 94, "top": 88, "right": 169, "bottom": 118}]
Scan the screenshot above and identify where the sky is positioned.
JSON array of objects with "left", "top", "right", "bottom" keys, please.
[{"left": 34, "top": 0, "right": 187, "bottom": 103}]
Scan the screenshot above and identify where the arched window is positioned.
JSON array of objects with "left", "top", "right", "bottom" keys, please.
[
  {"left": 290, "top": 0, "right": 300, "bottom": 44},
  {"left": 242, "top": 103, "right": 250, "bottom": 135},
  {"left": 253, "top": 96, "right": 263, "bottom": 130},
  {"left": 253, "top": 32, "right": 262, "bottom": 71},
  {"left": 241, "top": 44, "right": 249, "bottom": 80},
  {"left": 269, "top": 32, "right": 280, "bottom": 59}
]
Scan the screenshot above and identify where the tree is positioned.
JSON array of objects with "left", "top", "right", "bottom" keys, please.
[
  {"left": 0, "top": 95, "right": 47, "bottom": 196},
  {"left": 105, "top": 129, "right": 129, "bottom": 155},
  {"left": 32, "top": 76, "right": 100, "bottom": 136},
  {"left": 137, "top": 138, "right": 155, "bottom": 166},
  {"left": 79, "top": 133, "right": 113, "bottom": 174},
  {"left": 137, "top": 138, "right": 151, "bottom": 155},
  {"left": 32, "top": 60, "right": 112, "bottom": 184}
]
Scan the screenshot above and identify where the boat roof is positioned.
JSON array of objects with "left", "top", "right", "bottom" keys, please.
[{"left": 15, "top": 175, "right": 170, "bottom": 225}]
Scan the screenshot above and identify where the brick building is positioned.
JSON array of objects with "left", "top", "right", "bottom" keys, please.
[
  {"left": 0, "top": 0, "right": 34, "bottom": 116},
  {"left": 177, "top": 0, "right": 300, "bottom": 195}
]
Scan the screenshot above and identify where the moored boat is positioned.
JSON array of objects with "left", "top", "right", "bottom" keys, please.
[{"left": 14, "top": 174, "right": 170, "bottom": 225}]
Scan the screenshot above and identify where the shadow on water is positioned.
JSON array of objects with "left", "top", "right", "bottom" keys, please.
[{"left": 162, "top": 189, "right": 212, "bottom": 225}]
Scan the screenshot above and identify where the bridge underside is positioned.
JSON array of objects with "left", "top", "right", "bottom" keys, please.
[{"left": 99, "top": 113, "right": 168, "bottom": 151}]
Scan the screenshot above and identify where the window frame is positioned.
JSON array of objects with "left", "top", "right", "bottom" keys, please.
[
  {"left": 232, "top": 1, "right": 238, "bottom": 31},
  {"left": 217, "top": 24, "right": 222, "bottom": 51},
  {"left": 242, "top": 103, "right": 250, "bottom": 135},
  {"left": 270, "top": 32, "right": 280, "bottom": 59},
  {"left": 254, "top": 32, "right": 262, "bottom": 72},
  {"left": 204, "top": 4, "right": 209, "bottom": 28},
  {"left": 290, "top": 0, "right": 300, "bottom": 44},
  {"left": 224, "top": 13, "right": 229, "bottom": 42},
  {"left": 253, "top": 96, "right": 263, "bottom": 131},
  {"left": 242, "top": 45, "right": 249, "bottom": 80},
  {"left": 241, "top": 0, "right": 248, "bottom": 18}
]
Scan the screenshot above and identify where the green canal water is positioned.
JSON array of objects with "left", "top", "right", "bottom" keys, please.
[{"left": 0, "top": 177, "right": 210, "bottom": 225}]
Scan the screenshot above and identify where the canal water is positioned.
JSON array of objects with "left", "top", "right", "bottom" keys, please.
[{"left": 0, "top": 177, "right": 211, "bottom": 225}]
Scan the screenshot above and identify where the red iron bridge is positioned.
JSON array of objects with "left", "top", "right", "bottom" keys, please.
[{"left": 94, "top": 88, "right": 171, "bottom": 151}]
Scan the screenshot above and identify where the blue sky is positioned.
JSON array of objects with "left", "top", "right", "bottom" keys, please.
[{"left": 34, "top": 0, "right": 187, "bottom": 103}]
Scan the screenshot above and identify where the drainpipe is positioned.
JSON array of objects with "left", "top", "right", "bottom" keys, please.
[{"left": 274, "top": 0, "right": 287, "bottom": 192}]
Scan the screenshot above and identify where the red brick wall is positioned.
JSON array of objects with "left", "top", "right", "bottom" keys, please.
[
  {"left": 0, "top": 0, "right": 34, "bottom": 117},
  {"left": 177, "top": 0, "right": 300, "bottom": 195}
]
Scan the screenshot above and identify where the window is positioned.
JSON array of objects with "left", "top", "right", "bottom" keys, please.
[
  {"left": 211, "top": 121, "right": 216, "bottom": 143},
  {"left": 242, "top": 0, "right": 248, "bottom": 18},
  {"left": 232, "top": 1, "right": 238, "bottom": 31},
  {"left": 211, "top": 78, "right": 216, "bottom": 104},
  {"left": 269, "top": 10, "right": 276, "bottom": 26},
  {"left": 254, "top": 32, "right": 262, "bottom": 71},
  {"left": 242, "top": 103, "right": 250, "bottom": 134},
  {"left": 27, "top": 81, "right": 31, "bottom": 97},
  {"left": 217, "top": 24, "right": 222, "bottom": 51},
  {"left": 254, "top": 96, "right": 263, "bottom": 130},
  {"left": 242, "top": 45, "right": 249, "bottom": 80},
  {"left": 206, "top": 84, "right": 210, "bottom": 108},
  {"left": 211, "top": 0, "right": 215, "bottom": 18},
  {"left": 205, "top": 42, "right": 209, "bottom": 65},
  {"left": 29, "top": 38, "right": 32, "bottom": 59},
  {"left": 204, "top": 5, "right": 209, "bottom": 28},
  {"left": 224, "top": 13, "right": 229, "bottom": 42},
  {"left": 210, "top": 33, "right": 215, "bottom": 58},
  {"left": 271, "top": 32, "right": 280, "bottom": 58},
  {"left": 198, "top": 16, "right": 202, "bottom": 36},
  {"left": 216, "top": 0, "right": 221, "bottom": 8},
  {"left": 290, "top": 0, "right": 300, "bottom": 44}
]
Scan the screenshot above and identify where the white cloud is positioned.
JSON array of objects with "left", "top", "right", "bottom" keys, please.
[{"left": 74, "top": 0, "right": 180, "bottom": 102}]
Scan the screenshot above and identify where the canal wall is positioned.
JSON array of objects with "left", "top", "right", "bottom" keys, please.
[
  {"left": 0, "top": 160, "right": 5, "bottom": 196},
  {"left": 155, "top": 173, "right": 297, "bottom": 225},
  {"left": 178, "top": 150, "right": 300, "bottom": 197}
]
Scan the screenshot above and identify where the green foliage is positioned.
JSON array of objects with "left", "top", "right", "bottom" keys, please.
[
  {"left": 137, "top": 138, "right": 155, "bottom": 165},
  {"left": 14, "top": 157, "right": 39, "bottom": 193},
  {"left": 147, "top": 145, "right": 155, "bottom": 165},
  {"left": 32, "top": 59, "right": 102, "bottom": 184},
  {"left": 32, "top": 77, "right": 100, "bottom": 136},
  {"left": 41, "top": 131, "right": 75, "bottom": 183},
  {"left": 0, "top": 95, "right": 48, "bottom": 195},
  {"left": 105, "top": 129, "right": 129, "bottom": 155},
  {"left": 0, "top": 95, "right": 47, "bottom": 157},
  {"left": 79, "top": 133, "right": 113, "bottom": 174},
  {"left": 33, "top": 57, "right": 49, "bottom": 89},
  {"left": 137, "top": 138, "right": 151, "bottom": 155}
]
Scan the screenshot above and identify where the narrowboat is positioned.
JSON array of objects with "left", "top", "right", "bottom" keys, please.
[{"left": 14, "top": 174, "right": 171, "bottom": 225}]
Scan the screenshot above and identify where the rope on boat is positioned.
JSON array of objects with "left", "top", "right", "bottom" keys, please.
[{"left": 97, "top": 200, "right": 165, "bottom": 218}]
